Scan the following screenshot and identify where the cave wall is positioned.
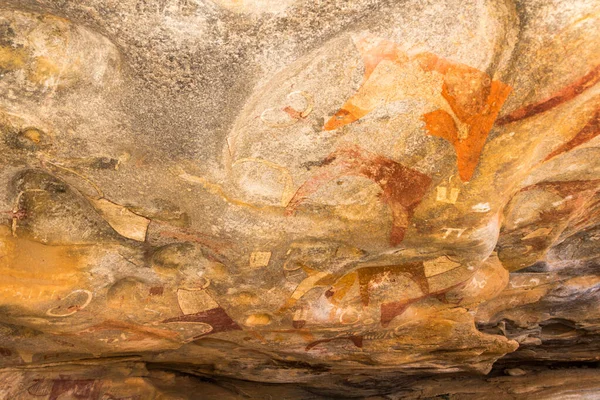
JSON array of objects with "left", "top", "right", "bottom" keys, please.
[{"left": 0, "top": 0, "right": 599, "bottom": 398}]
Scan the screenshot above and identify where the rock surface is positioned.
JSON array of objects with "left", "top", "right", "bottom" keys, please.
[{"left": 0, "top": 0, "right": 599, "bottom": 398}]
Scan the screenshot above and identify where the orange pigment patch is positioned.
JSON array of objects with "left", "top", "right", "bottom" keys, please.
[
  {"left": 321, "top": 36, "right": 512, "bottom": 181},
  {"left": 323, "top": 103, "right": 371, "bottom": 131},
  {"left": 423, "top": 79, "right": 512, "bottom": 181}
]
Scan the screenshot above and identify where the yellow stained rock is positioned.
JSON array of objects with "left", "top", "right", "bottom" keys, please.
[
  {"left": 89, "top": 198, "right": 150, "bottom": 242},
  {"left": 245, "top": 313, "right": 272, "bottom": 326}
]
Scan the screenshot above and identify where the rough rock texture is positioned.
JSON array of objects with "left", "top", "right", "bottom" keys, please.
[{"left": 0, "top": 0, "right": 599, "bottom": 398}]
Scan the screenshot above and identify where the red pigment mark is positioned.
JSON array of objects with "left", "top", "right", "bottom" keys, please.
[
  {"left": 497, "top": 64, "right": 600, "bottom": 125},
  {"left": 380, "top": 279, "right": 468, "bottom": 327},
  {"left": 292, "top": 320, "right": 306, "bottom": 329},
  {"left": 283, "top": 106, "right": 304, "bottom": 120},
  {"left": 43, "top": 379, "right": 101, "bottom": 400},
  {"left": 324, "top": 104, "right": 369, "bottom": 131},
  {"left": 544, "top": 108, "right": 600, "bottom": 161},
  {"left": 305, "top": 335, "right": 363, "bottom": 351},
  {"left": 286, "top": 145, "right": 431, "bottom": 246},
  {"left": 356, "top": 263, "right": 428, "bottom": 306},
  {"left": 149, "top": 286, "right": 164, "bottom": 296},
  {"left": 103, "top": 395, "right": 142, "bottom": 400},
  {"left": 380, "top": 300, "right": 416, "bottom": 327},
  {"left": 163, "top": 307, "right": 241, "bottom": 336},
  {"left": 1, "top": 209, "right": 26, "bottom": 219},
  {"left": 0, "top": 348, "right": 12, "bottom": 357},
  {"left": 518, "top": 179, "right": 600, "bottom": 226}
]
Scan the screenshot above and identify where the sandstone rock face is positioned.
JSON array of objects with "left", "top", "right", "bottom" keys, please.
[{"left": 0, "top": 0, "right": 599, "bottom": 398}]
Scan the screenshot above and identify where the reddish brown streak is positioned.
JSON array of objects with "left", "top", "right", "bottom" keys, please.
[
  {"left": 155, "top": 223, "right": 231, "bottom": 257},
  {"left": 163, "top": 307, "right": 241, "bottom": 336},
  {"left": 293, "top": 320, "right": 306, "bottom": 329},
  {"left": 1, "top": 209, "right": 26, "bottom": 219},
  {"left": 149, "top": 286, "right": 164, "bottom": 296},
  {"left": 516, "top": 179, "right": 600, "bottom": 232},
  {"left": 544, "top": 108, "right": 600, "bottom": 161},
  {"left": 520, "top": 179, "right": 600, "bottom": 199},
  {"left": 28, "top": 378, "right": 102, "bottom": 400},
  {"left": 380, "top": 279, "right": 467, "bottom": 327},
  {"left": 380, "top": 301, "right": 415, "bottom": 327},
  {"left": 283, "top": 106, "right": 304, "bottom": 120},
  {"left": 286, "top": 146, "right": 431, "bottom": 246},
  {"left": 103, "top": 395, "right": 142, "bottom": 400},
  {"left": 305, "top": 335, "right": 363, "bottom": 351},
  {"left": 497, "top": 64, "right": 600, "bottom": 125}
]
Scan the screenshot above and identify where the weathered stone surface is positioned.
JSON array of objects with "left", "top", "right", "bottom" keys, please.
[{"left": 0, "top": 0, "right": 599, "bottom": 398}]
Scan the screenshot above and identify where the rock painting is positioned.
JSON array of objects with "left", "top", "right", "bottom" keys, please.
[
  {"left": 27, "top": 377, "right": 101, "bottom": 400},
  {"left": 419, "top": 57, "right": 512, "bottom": 181},
  {"left": 260, "top": 91, "right": 313, "bottom": 128},
  {"left": 163, "top": 308, "right": 241, "bottom": 336},
  {"left": 88, "top": 198, "right": 150, "bottom": 242},
  {"left": 46, "top": 289, "right": 93, "bottom": 317},
  {"left": 286, "top": 145, "right": 431, "bottom": 245},
  {"left": 279, "top": 268, "right": 331, "bottom": 312},
  {"left": 544, "top": 108, "right": 600, "bottom": 161},
  {"left": 378, "top": 280, "right": 465, "bottom": 327},
  {"left": 499, "top": 179, "right": 600, "bottom": 270},
  {"left": 497, "top": 64, "right": 600, "bottom": 126},
  {"left": 276, "top": 252, "right": 468, "bottom": 339},
  {"left": 249, "top": 251, "right": 272, "bottom": 268},
  {"left": 2, "top": 1, "right": 600, "bottom": 397},
  {"left": 323, "top": 34, "right": 512, "bottom": 182},
  {"left": 325, "top": 260, "right": 465, "bottom": 328},
  {"left": 327, "top": 263, "right": 429, "bottom": 308},
  {"left": 436, "top": 177, "right": 461, "bottom": 204}
]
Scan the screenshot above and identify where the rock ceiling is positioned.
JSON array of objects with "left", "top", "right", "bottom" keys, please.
[{"left": 0, "top": 0, "right": 599, "bottom": 398}]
